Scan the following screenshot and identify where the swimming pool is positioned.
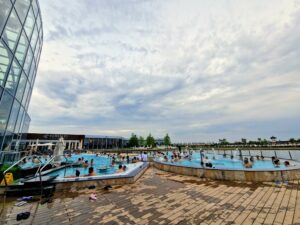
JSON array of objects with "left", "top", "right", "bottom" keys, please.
[
  {"left": 157, "top": 152, "right": 300, "bottom": 170},
  {"left": 154, "top": 151, "right": 300, "bottom": 181},
  {"left": 42, "top": 153, "right": 140, "bottom": 178},
  {"left": 19, "top": 158, "right": 48, "bottom": 169},
  {"left": 47, "top": 162, "right": 139, "bottom": 178}
]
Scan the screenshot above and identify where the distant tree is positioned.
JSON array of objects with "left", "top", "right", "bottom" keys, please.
[
  {"left": 163, "top": 134, "right": 171, "bottom": 146},
  {"left": 138, "top": 136, "right": 145, "bottom": 147},
  {"left": 128, "top": 133, "right": 139, "bottom": 147},
  {"left": 241, "top": 138, "right": 247, "bottom": 145},
  {"left": 262, "top": 139, "right": 268, "bottom": 145},
  {"left": 219, "top": 138, "right": 228, "bottom": 145},
  {"left": 270, "top": 136, "right": 277, "bottom": 141},
  {"left": 146, "top": 133, "right": 156, "bottom": 147},
  {"left": 289, "top": 138, "right": 296, "bottom": 143}
]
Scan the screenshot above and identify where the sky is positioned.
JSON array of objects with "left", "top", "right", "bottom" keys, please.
[{"left": 29, "top": 0, "right": 300, "bottom": 142}]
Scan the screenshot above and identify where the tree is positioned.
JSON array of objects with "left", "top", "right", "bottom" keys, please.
[
  {"left": 163, "top": 134, "right": 171, "bottom": 146},
  {"left": 219, "top": 138, "right": 228, "bottom": 145},
  {"left": 262, "top": 139, "right": 268, "bottom": 145},
  {"left": 146, "top": 133, "right": 155, "bottom": 147},
  {"left": 128, "top": 133, "right": 139, "bottom": 147},
  {"left": 270, "top": 136, "right": 277, "bottom": 141},
  {"left": 138, "top": 136, "right": 145, "bottom": 147},
  {"left": 241, "top": 138, "right": 247, "bottom": 145},
  {"left": 289, "top": 138, "right": 295, "bottom": 143}
]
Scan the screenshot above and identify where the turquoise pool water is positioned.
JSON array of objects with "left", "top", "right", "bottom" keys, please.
[
  {"left": 19, "top": 158, "right": 49, "bottom": 169},
  {"left": 46, "top": 154, "right": 135, "bottom": 177},
  {"left": 159, "top": 152, "right": 300, "bottom": 170}
]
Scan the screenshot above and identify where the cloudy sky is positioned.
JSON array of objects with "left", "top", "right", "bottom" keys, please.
[{"left": 29, "top": 0, "right": 300, "bottom": 142}]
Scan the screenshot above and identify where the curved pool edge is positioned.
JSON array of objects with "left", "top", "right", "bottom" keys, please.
[
  {"left": 52, "top": 162, "right": 149, "bottom": 190},
  {"left": 153, "top": 160, "right": 300, "bottom": 182}
]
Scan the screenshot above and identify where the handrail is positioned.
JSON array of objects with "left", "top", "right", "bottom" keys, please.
[
  {"left": 35, "top": 155, "right": 56, "bottom": 177},
  {"left": 2, "top": 156, "right": 27, "bottom": 175},
  {"left": 1, "top": 154, "right": 42, "bottom": 215}
]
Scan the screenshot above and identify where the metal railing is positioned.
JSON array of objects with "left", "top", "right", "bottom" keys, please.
[{"left": 0, "top": 154, "right": 43, "bottom": 215}]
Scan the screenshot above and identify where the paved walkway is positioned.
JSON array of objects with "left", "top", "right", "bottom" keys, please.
[{"left": 1, "top": 167, "right": 300, "bottom": 225}]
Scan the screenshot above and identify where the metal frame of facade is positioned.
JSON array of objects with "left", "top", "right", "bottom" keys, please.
[{"left": 0, "top": 0, "right": 43, "bottom": 151}]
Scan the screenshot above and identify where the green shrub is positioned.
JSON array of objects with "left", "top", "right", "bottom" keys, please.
[{"left": 0, "top": 164, "right": 22, "bottom": 181}]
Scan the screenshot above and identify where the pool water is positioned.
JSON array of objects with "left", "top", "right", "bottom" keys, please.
[
  {"left": 46, "top": 154, "right": 135, "bottom": 177},
  {"left": 159, "top": 152, "right": 299, "bottom": 170},
  {"left": 19, "top": 158, "right": 49, "bottom": 169}
]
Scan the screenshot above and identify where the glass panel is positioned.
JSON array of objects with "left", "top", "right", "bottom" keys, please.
[
  {"left": 18, "top": 108, "right": 26, "bottom": 133},
  {"left": 2, "top": 9, "right": 22, "bottom": 52},
  {"left": 21, "top": 113, "right": 30, "bottom": 133},
  {"left": 32, "top": 0, "right": 39, "bottom": 17},
  {"left": 0, "top": 0, "right": 12, "bottom": 33},
  {"left": 14, "top": 0, "right": 31, "bottom": 24},
  {"left": 0, "top": 130, "right": 4, "bottom": 150},
  {"left": 24, "top": 7, "right": 35, "bottom": 40},
  {"left": 14, "top": 106, "right": 24, "bottom": 133},
  {"left": 34, "top": 38, "right": 40, "bottom": 62},
  {"left": 290, "top": 150, "right": 300, "bottom": 161},
  {"left": 0, "top": 90, "right": 14, "bottom": 131},
  {"left": 0, "top": 40, "right": 12, "bottom": 87},
  {"left": 15, "top": 71, "right": 26, "bottom": 102},
  {"left": 4, "top": 60, "right": 21, "bottom": 95},
  {"left": 36, "top": 13, "right": 42, "bottom": 32},
  {"left": 23, "top": 47, "right": 33, "bottom": 75},
  {"left": 22, "top": 80, "right": 30, "bottom": 106},
  {"left": 25, "top": 88, "right": 32, "bottom": 110},
  {"left": 28, "top": 60, "right": 35, "bottom": 83},
  {"left": 30, "top": 25, "right": 38, "bottom": 51},
  {"left": 2, "top": 132, "right": 13, "bottom": 150},
  {"left": 275, "top": 150, "right": 291, "bottom": 160},
  {"left": 7, "top": 99, "right": 20, "bottom": 132},
  {"left": 15, "top": 30, "right": 29, "bottom": 66}
]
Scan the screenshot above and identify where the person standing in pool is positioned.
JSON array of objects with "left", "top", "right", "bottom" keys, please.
[
  {"left": 86, "top": 167, "right": 96, "bottom": 176},
  {"left": 116, "top": 165, "right": 123, "bottom": 173},
  {"left": 82, "top": 160, "right": 89, "bottom": 167}
]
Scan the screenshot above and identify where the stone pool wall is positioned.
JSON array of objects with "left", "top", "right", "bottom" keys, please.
[{"left": 153, "top": 161, "right": 300, "bottom": 182}]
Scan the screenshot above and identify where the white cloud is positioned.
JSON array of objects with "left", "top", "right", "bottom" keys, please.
[{"left": 28, "top": 0, "right": 300, "bottom": 142}]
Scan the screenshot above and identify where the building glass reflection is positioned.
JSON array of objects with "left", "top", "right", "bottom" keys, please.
[{"left": 0, "top": 0, "right": 43, "bottom": 151}]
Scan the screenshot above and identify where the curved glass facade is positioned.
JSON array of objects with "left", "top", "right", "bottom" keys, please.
[{"left": 0, "top": 0, "right": 43, "bottom": 151}]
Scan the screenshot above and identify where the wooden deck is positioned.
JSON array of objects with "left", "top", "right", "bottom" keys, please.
[{"left": 1, "top": 167, "right": 300, "bottom": 225}]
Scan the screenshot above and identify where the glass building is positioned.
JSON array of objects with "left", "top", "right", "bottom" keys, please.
[{"left": 0, "top": 0, "right": 43, "bottom": 151}]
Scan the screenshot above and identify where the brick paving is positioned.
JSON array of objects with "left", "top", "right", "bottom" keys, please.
[{"left": 1, "top": 167, "right": 300, "bottom": 225}]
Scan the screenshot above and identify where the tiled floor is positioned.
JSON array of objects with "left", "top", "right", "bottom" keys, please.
[{"left": 1, "top": 167, "right": 300, "bottom": 225}]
